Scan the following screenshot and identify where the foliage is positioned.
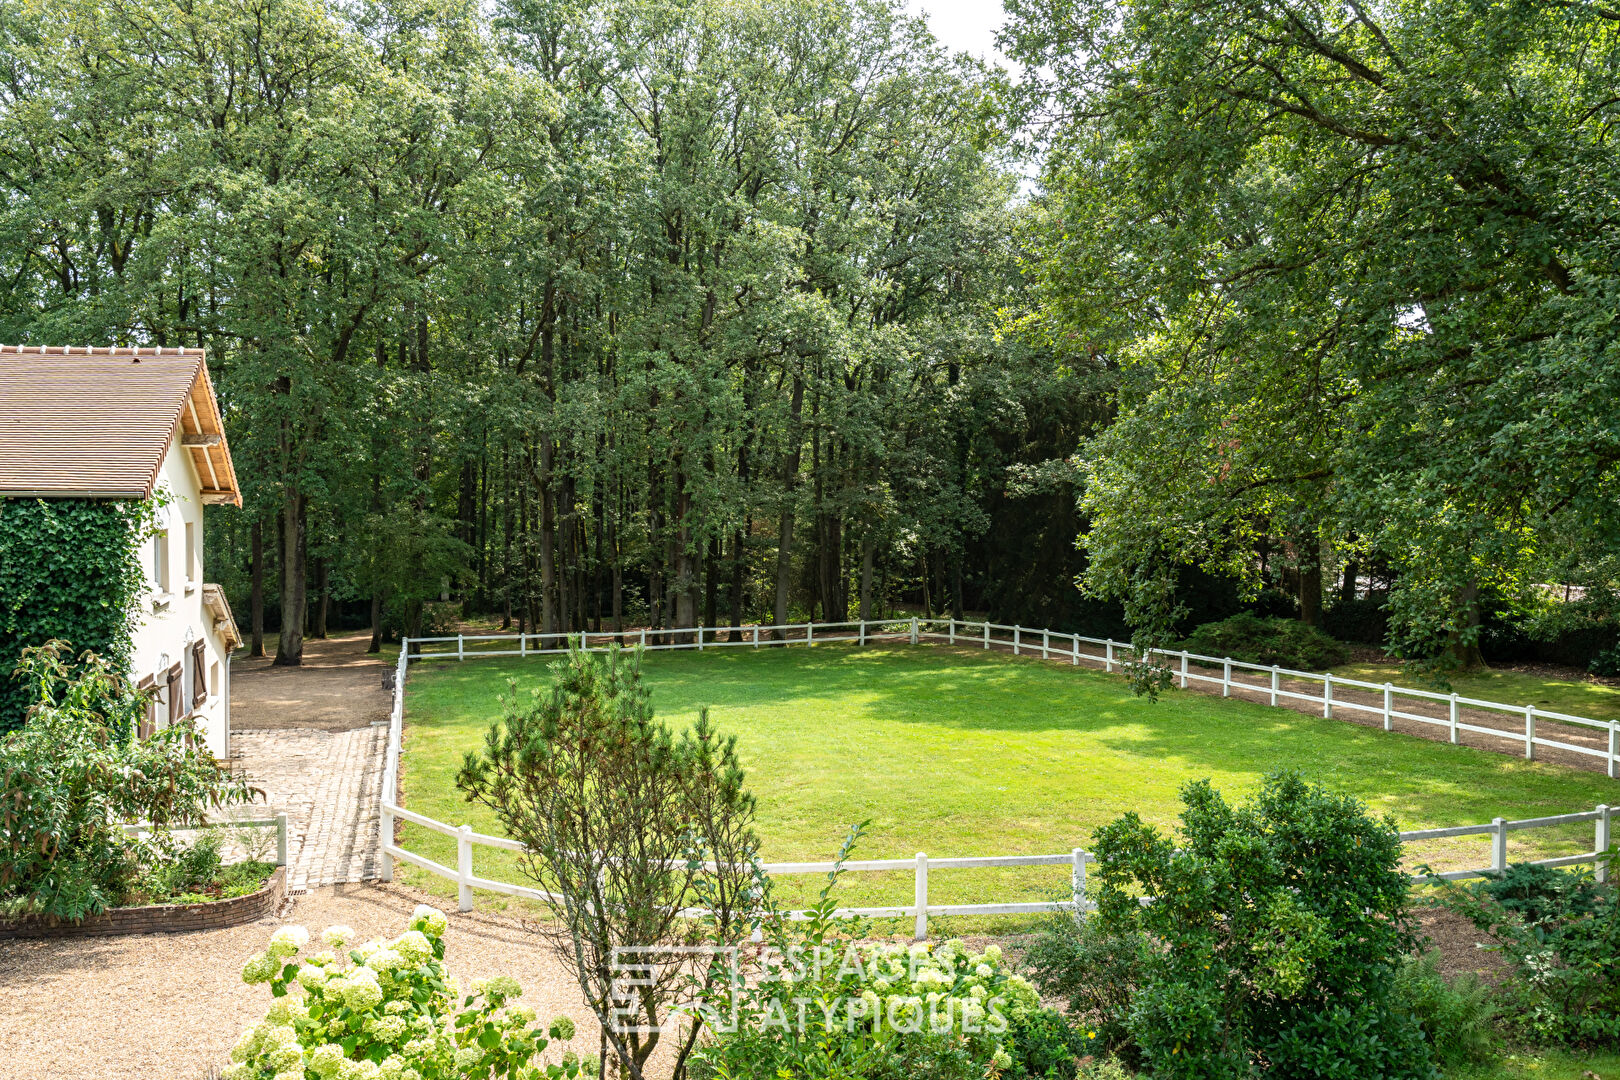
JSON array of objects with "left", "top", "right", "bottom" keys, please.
[
  {"left": 128, "top": 831, "right": 276, "bottom": 905},
  {"left": 1393, "top": 951, "right": 1496, "bottom": 1068},
  {"left": 0, "top": 642, "right": 253, "bottom": 920},
  {"left": 1005, "top": 0, "right": 1620, "bottom": 668},
  {"left": 226, "top": 905, "right": 590, "bottom": 1080},
  {"left": 0, "top": 498, "right": 149, "bottom": 733},
  {"left": 456, "top": 646, "right": 758, "bottom": 1080},
  {"left": 1021, "top": 911, "right": 1144, "bottom": 1057},
  {"left": 1088, "top": 772, "right": 1430, "bottom": 1078},
  {"left": 692, "top": 826, "right": 1077, "bottom": 1080},
  {"left": 1594, "top": 649, "right": 1620, "bottom": 678},
  {"left": 1179, "top": 614, "right": 1350, "bottom": 672},
  {"left": 1432, "top": 864, "right": 1620, "bottom": 1045}
]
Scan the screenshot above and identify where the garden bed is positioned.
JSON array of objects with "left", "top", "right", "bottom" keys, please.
[{"left": 0, "top": 865, "right": 284, "bottom": 940}]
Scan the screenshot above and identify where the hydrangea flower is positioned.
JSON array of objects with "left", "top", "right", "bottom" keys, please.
[
  {"left": 454, "top": 1047, "right": 482, "bottom": 1067},
  {"left": 982, "top": 945, "right": 1002, "bottom": 964},
  {"left": 323, "top": 925, "right": 356, "bottom": 948},
  {"left": 265, "top": 1001, "right": 296, "bottom": 1026},
  {"left": 410, "top": 904, "right": 449, "bottom": 938},
  {"left": 975, "top": 963, "right": 993, "bottom": 978},
  {"left": 366, "top": 948, "right": 405, "bottom": 973},
  {"left": 393, "top": 930, "right": 432, "bottom": 964},
  {"left": 549, "top": 1015, "right": 576, "bottom": 1040},
  {"left": 342, "top": 1060, "right": 381, "bottom": 1080},
  {"left": 308, "top": 1043, "right": 347, "bottom": 1079},
  {"left": 482, "top": 975, "right": 522, "bottom": 1000},
  {"left": 342, "top": 967, "right": 384, "bottom": 1011},
  {"left": 297, "top": 964, "right": 330, "bottom": 990},
  {"left": 268, "top": 925, "right": 310, "bottom": 957},
  {"left": 242, "top": 951, "right": 279, "bottom": 985},
  {"left": 991, "top": 1045, "right": 1012, "bottom": 1069}
]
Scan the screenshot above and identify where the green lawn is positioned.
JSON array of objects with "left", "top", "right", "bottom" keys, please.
[{"left": 396, "top": 643, "right": 1620, "bottom": 920}]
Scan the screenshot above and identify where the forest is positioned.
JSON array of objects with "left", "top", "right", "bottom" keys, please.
[{"left": 3, "top": 0, "right": 1617, "bottom": 674}]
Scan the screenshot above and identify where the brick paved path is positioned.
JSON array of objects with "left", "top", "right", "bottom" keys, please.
[{"left": 229, "top": 636, "right": 390, "bottom": 892}]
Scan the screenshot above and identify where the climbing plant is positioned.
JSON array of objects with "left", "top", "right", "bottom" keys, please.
[{"left": 0, "top": 498, "right": 150, "bottom": 733}]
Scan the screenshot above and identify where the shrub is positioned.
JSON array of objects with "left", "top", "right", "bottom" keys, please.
[
  {"left": 1432, "top": 864, "right": 1620, "bottom": 1045},
  {"left": 0, "top": 642, "right": 254, "bottom": 920},
  {"left": 1593, "top": 646, "right": 1620, "bottom": 677},
  {"left": 1393, "top": 951, "right": 1495, "bottom": 1067},
  {"left": 1179, "top": 613, "right": 1350, "bottom": 671},
  {"left": 1088, "top": 772, "right": 1430, "bottom": 1079},
  {"left": 691, "top": 829, "right": 1084, "bottom": 1080},
  {"left": 226, "top": 905, "right": 589, "bottom": 1080},
  {"left": 1021, "top": 910, "right": 1145, "bottom": 1057}
]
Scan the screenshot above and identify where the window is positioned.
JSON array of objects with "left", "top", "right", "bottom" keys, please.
[
  {"left": 184, "top": 522, "right": 196, "bottom": 587},
  {"left": 210, "top": 660, "right": 220, "bottom": 699},
  {"left": 153, "top": 530, "right": 170, "bottom": 594}
]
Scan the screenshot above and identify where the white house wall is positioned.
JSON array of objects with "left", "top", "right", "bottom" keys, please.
[{"left": 129, "top": 439, "right": 232, "bottom": 757}]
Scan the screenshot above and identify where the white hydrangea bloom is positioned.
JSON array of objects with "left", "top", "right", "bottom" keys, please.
[
  {"left": 342, "top": 1059, "right": 381, "bottom": 1080},
  {"left": 454, "top": 1047, "right": 482, "bottom": 1067},
  {"left": 392, "top": 930, "right": 432, "bottom": 964},
  {"left": 268, "top": 925, "right": 310, "bottom": 957},
  {"left": 378, "top": 1057, "right": 406, "bottom": 1080},
  {"left": 982, "top": 945, "right": 1003, "bottom": 965},
  {"left": 549, "top": 1014, "right": 576, "bottom": 1040},
  {"left": 273, "top": 1072, "right": 304, "bottom": 1080},
  {"left": 308, "top": 1043, "right": 347, "bottom": 1079},
  {"left": 411, "top": 904, "right": 449, "bottom": 938},
  {"left": 371, "top": 1016, "right": 406, "bottom": 1042},
  {"left": 975, "top": 963, "right": 993, "bottom": 978},
  {"left": 365, "top": 948, "right": 405, "bottom": 973},
  {"left": 242, "top": 951, "right": 279, "bottom": 984},
  {"left": 270, "top": 1044, "right": 305, "bottom": 1070},
  {"left": 323, "top": 924, "right": 356, "bottom": 948},
  {"left": 342, "top": 967, "right": 384, "bottom": 1011},
  {"left": 384, "top": 999, "right": 409, "bottom": 1015},
  {"left": 297, "top": 964, "right": 330, "bottom": 990}
]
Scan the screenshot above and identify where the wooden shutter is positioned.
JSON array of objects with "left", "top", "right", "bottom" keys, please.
[
  {"left": 166, "top": 662, "right": 184, "bottom": 723},
  {"left": 191, "top": 641, "right": 208, "bottom": 704}
]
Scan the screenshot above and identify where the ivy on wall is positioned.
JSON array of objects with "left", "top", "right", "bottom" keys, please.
[{"left": 0, "top": 498, "right": 149, "bottom": 733}]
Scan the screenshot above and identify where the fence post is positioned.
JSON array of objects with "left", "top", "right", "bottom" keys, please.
[
  {"left": 641, "top": 627, "right": 647, "bottom": 650},
  {"left": 1492, "top": 817, "right": 1508, "bottom": 874},
  {"left": 1524, "top": 707, "right": 1536, "bottom": 760},
  {"left": 275, "top": 812, "right": 288, "bottom": 868},
  {"left": 754, "top": 626, "right": 760, "bottom": 648},
  {"left": 1449, "top": 693, "right": 1460, "bottom": 744},
  {"left": 1222, "top": 658, "right": 1232, "bottom": 698},
  {"left": 457, "top": 634, "right": 465, "bottom": 661},
  {"left": 520, "top": 633, "right": 527, "bottom": 658},
  {"left": 698, "top": 627, "right": 705, "bottom": 651},
  {"left": 859, "top": 621, "right": 867, "bottom": 646},
  {"left": 807, "top": 623, "right": 814, "bottom": 647},
  {"left": 1042, "top": 629, "right": 1050, "bottom": 660},
  {"left": 1597, "top": 805, "right": 1612, "bottom": 884},
  {"left": 1610, "top": 723, "right": 1618, "bottom": 780},
  {"left": 458, "top": 825, "right": 475, "bottom": 913},
  {"left": 910, "top": 617, "right": 919, "bottom": 646},
  {"left": 1269, "top": 666, "right": 1279, "bottom": 706},
  {"left": 1594, "top": 803, "right": 1607, "bottom": 887},
  {"left": 1180, "top": 651, "right": 1189, "bottom": 689},
  {"left": 1071, "top": 848, "right": 1087, "bottom": 915},
  {"left": 1105, "top": 640, "right": 1114, "bottom": 673},
  {"left": 913, "top": 852, "right": 929, "bottom": 941},
  {"left": 983, "top": 622, "right": 990, "bottom": 650},
  {"left": 949, "top": 619, "right": 956, "bottom": 645},
  {"left": 1323, "top": 675, "right": 1334, "bottom": 719},
  {"left": 1013, "top": 626, "right": 1021, "bottom": 655},
  {"left": 1072, "top": 636, "right": 1080, "bottom": 666},
  {"left": 1383, "top": 683, "right": 1394, "bottom": 732}
]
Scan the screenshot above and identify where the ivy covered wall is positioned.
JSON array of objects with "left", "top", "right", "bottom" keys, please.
[{"left": 0, "top": 498, "right": 148, "bottom": 733}]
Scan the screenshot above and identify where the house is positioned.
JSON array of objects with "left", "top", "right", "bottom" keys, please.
[{"left": 0, "top": 345, "right": 242, "bottom": 756}]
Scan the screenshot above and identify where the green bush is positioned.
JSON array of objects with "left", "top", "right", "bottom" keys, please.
[
  {"left": 1022, "top": 910, "right": 1145, "bottom": 1058},
  {"left": 0, "top": 642, "right": 253, "bottom": 920},
  {"left": 1393, "top": 951, "right": 1495, "bottom": 1067},
  {"left": 1087, "top": 772, "right": 1430, "bottom": 1079},
  {"left": 225, "top": 905, "right": 589, "bottom": 1080},
  {"left": 0, "top": 498, "right": 150, "bottom": 733},
  {"left": 1433, "top": 863, "right": 1620, "bottom": 1045},
  {"left": 1179, "top": 613, "right": 1350, "bottom": 671}
]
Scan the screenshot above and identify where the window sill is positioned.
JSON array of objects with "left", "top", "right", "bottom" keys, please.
[
  {"left": 185, "top": 583, "right": 197, "bottom": 595},
  {"left": 151, "top": 592, "right": 174, "bottom": 611}
]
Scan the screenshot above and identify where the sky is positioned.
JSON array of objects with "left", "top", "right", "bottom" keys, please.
[{"left": 906, "top": 0, "right": 1013, "bottom": 69}]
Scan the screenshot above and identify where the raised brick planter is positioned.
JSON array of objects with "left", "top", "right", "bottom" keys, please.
[{"left": 0, "top": 865, "right": 285, "bottom": 940}]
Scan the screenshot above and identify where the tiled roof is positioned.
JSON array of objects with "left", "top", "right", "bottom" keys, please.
[{"left": 0, "top": 345, "right": 240, "bottom": 504}]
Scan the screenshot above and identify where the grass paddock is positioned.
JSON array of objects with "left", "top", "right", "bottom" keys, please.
[{"left": 396, "top": 643, "right": 1618, "bottom": 920}]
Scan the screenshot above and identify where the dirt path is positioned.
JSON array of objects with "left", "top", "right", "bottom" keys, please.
[
  {"left": 230, "top": 633, "right": 390, "bottom": 731},
  {"left": 0, "top": 884, "right": 597, "bottom": 1080},
  {"left": 230, "top": 634, "right": 390, "bottom": 890}
]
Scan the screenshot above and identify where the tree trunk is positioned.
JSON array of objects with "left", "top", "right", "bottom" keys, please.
[
  {"left": 951, "top": 547, "right": 965, "bottom": 621},
  {"left": 311, "top": 556, "right": 328, "bottom": 639},
  {"left": 539, "top": 438, "right": 557, "bottom": 637},
  {"left": 274, "top": 490, "right": 306, "bottom": 666},
  {"left": 1340, "top": 557, "right": 1359, "bottom": 605},
  {"left": 249, "top": 520, "right": 265, "bottom": 658},
  {"left": 859, "top": 537, "right": 874, "bottom": 621},
  {"left": 368, "top": 592, "right": 383, "bottom": 654},
  {"left": 1446, "top": 580, "right": 1489, "bottom": 671},
  {"left": 728, "top": 528, "right": 747, "bottom": 641},
  {"left": 1298, "top": 533, "right": 1323, "bottom": 629},
  {"left": 772, "top": 374, "right": 805, "bottom": 639},
  {"left": 703, "top": 537, "right": 719, "bottom": 629}
]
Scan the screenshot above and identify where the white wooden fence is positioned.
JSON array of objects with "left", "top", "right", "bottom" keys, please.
[{"left": 378, "top": 619, "right": 1619, "bottom": 938}]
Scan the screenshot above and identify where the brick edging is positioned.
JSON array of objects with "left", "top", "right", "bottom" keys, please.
[{"left": 0, "top": 865, "right": 286, "bottom": 940}]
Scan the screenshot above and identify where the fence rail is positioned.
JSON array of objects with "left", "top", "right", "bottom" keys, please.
[{"left": 379, "top": 619, "right": 1619, "bottom": 938}]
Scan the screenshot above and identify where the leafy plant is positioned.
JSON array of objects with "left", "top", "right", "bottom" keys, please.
[
  {"left": 226, "top": 905, "right": 590, "bottom": 1079},
  {"left": 1592, "top": 647, "right": 1620, "bottom": 678},
  {"left": 0, "top": 498, "right": 151, "bottom": 733},
  {"left": 457, "top": 646, "right": 759, "bottom": 1080},
  {"left": 1393, "top": 951, "right": 1495, "bottom": 1067},
  {"left": 1431, "top": 864, "right": 1620, "bottom": 1045},
  {"left": 1088, "top": 772, "right": 1430, "bottom": 1079},
  {"left": 1179, "top": 614, "right": 1350, "bottom": 672},
  {"left": 1021, "top": 909, "right": 1145, "bottom": 1057},
  {"left": 0, "top": 642, "right": 255, "bottom": 920}
]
